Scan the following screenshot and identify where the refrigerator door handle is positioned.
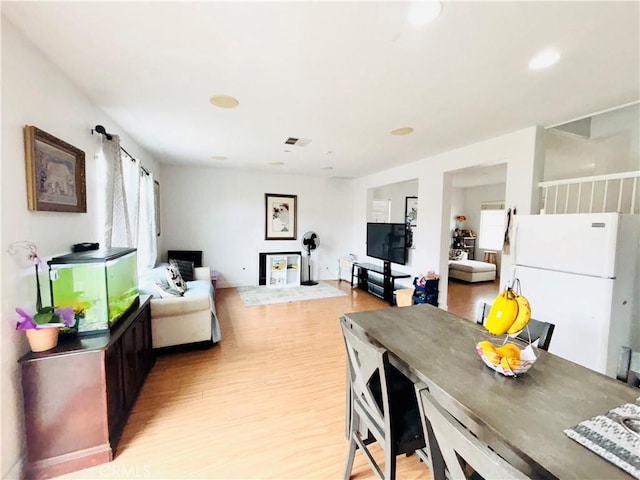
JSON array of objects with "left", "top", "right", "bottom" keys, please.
[{"left": 515, "top": 264, "right": 616, "bottom": 279}]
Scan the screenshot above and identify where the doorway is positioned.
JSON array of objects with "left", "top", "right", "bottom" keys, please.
[{"left": 444, "top": 164, "right": 507, "bottom": 315}]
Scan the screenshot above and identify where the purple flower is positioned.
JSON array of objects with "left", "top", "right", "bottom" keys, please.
[
  {"left": 55, "top": 307, "right": 76, "bottom": 327},
  {"left": 15, "top": 306, "right": 73, "bottom": 330},
  {"left": 15, "top": 308, "right": 37, "bottom": 330}
]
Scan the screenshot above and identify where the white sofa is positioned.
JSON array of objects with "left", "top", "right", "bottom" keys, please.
[{"left": 138, "top": 264, "right": 221, "bottom": 348}]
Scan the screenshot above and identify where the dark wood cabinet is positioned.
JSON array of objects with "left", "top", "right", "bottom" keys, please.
[{"left": 19, "top": 296, "right": 154, "bottom": 479}]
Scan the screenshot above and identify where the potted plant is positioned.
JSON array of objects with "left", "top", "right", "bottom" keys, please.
[
  {"left": 9, "top": 241, "right": 77, "bottom": 352},
  {"left": 16, "top": 306, "right": 75, "bottom": 352}
]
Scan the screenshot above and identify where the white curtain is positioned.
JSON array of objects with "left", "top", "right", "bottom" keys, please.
[
  {"left": 102, "top": 136, "right": 132, "bottom": 248},
  {"left": 101, "top": 137, "right": 157, "bottom": 270},
  {"left": 121, "top": 151, "right": 140, "bottom": 246},
  {"left": 137, "top": 171, "right": 157, "bottom": 270}
]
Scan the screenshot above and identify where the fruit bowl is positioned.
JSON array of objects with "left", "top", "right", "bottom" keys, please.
[{"left": 475, "top": 340, "right": 538, "bottom": 377}]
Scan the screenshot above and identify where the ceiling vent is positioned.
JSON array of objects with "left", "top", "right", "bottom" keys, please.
[{"left": 284, "top": 137, "right": 312, "bottom": 147}]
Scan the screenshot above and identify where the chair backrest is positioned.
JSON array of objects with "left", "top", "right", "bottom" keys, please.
[
  {"left": 617, "top": 346, "right": 640, "bottom": 387},
  {"left": 416, "top": 386, "right": 530, "bottom": 480},
  {"left": 476, "top": 302, "right": 555, "bottom": 351},
  {"left": 340, "top": 317, "right": 391, "bottom": 451}
]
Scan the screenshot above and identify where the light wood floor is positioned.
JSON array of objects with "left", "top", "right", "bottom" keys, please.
[
  {"left": 447, "top": 277, "right": 501, "bottom": 322},
  {"left": 60, "top": 280, "right": 497, "bottom": 480}
]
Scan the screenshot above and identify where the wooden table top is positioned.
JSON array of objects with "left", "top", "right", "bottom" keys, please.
[{"left": 343, "top": 304, "right": 638, "bottom": 480}]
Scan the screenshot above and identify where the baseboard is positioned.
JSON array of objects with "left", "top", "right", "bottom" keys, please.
[
  {"left": 153, "top": 340, "right": 217, "bottom": 355},
  {"left": 3, "top": 455, "right": 24, "bottom": 480}
]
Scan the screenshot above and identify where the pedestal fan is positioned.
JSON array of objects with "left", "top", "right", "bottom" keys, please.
[{"left": 301, "top": 231, "right": 320, "bottom": 286}]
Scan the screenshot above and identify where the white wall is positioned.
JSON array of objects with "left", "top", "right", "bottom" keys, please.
[
  {"left": 450, "top": 188, "right": 465, "bottom": 237},
  {"left": 544, "top": 104, "right": 640, "bottom": 181},
  {"left": 352, "top": 127, "right": 544, "bottom": 309},
  {"left": 461, "top": 183, "right": 505, "bottom": 236},
  {"left": 371, "top": 179, "right": 419, "bottom": 223},
  {"left": 1, "top": 18, "right": 159, "bottom": 478},
  {"left": 159, "top": 166, "right": 353, "bottom": 287}
]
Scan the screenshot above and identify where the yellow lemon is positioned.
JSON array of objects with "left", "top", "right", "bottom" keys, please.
[
  {"left": 501, "top": 356, "right": 522, "bottom": 371},
  {"left": 477, "top": 341, "right": 496, "bottom": 352},
  {"left": 495, "top": 344, "right": 520, "bottom": 360}
]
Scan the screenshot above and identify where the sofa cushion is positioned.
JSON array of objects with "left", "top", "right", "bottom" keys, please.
[
  {"left": 151, "top": 292, "right": 210, "bottom": 317},
  {"left": 139, "top": 263, "right": 170, "bottom": 298},
  {"left": 169, "top": 258, "right": 195, "bottom": 281},
  {"left": 166, "top": 264, "right": 186, "bottom": 293}
]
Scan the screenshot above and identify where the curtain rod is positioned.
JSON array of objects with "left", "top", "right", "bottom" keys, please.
[{"left": 91, "top": 125, "right": 150, "bottom": 176}]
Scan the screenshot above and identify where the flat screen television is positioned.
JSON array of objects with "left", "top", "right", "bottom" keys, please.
[{"left": 366, "top": 222, "right": 408, "bottom": 266}]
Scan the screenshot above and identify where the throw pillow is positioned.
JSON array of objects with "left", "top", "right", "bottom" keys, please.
[
  {"left": 169, "top": 258, "right": 195, "bottom": 282},
  {"left": 166, "top": 264, "right": 187, "bottom": 293},
  {"left": 449, "top": 249, "right": 464, "bottom": 261},
  {"left": 156, "top": 282, "right": 184, "bottom": 298}
]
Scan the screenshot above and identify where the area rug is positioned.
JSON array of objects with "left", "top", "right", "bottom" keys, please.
[{"left": 237, "top": 281, "right": 347, "bottom": 307}]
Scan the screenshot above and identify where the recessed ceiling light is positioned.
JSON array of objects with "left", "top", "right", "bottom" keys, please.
[
  {"left": 528, "top": 49, "right": 560, "bottom": 70},
  {"left": 209, "top": 94, "right": 239, "bottom": 108},
  {"left": 391, "top": 127, "right": 414, "bottom": 136},
  {"left": 407, "top": 2, "right": 442, "bottom": 27},
  {"left": 211, "top": 156, "right": 227, "bottom": 161},
  {"left": 270, "top": 161, "right": 284, "bottom": 166},
  {"left": 321, "top": 166, "right": 334, "bottom": 171}
]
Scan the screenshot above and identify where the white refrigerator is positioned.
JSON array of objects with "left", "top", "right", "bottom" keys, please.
[{"left": 512, "top": 212, "right": 639, "bottom": 377}]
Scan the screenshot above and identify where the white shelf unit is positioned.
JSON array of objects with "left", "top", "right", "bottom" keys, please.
[{"left": 266, "top": 254, "right": 301, "bottom": 287}]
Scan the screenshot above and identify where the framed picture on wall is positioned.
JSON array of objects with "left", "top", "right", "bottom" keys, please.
[
  {"left": 405, "top": 196, "right": 418, "bottom": 227},
  {"left": 24, "top": 125, "right": 86, "bottom": 212},
  {"left": 265, "top": 193, "right": 297, "bottom": 240}
]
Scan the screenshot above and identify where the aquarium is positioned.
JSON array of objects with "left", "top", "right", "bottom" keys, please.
[{"left": 48, "top": 248, "right": 139, "bottom": 334}]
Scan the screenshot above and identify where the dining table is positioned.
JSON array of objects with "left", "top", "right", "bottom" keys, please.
[{"left": 343, "top": 304, "right": 639, "bottom": 480}]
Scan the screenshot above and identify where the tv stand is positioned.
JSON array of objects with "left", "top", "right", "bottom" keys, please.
[{"left": 353, "top": 262, "right": 410, "bottom": 305}]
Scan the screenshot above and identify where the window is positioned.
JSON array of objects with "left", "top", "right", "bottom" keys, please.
[
  {"left": 372, "top": 199, "right": 391, "bottom": 223},
  {"left": 478, "top": 205, "right": 505, "bottom": 250}
]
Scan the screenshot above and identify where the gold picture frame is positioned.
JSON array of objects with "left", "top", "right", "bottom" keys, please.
[
  {"left": 265, "top": 193, "right": 297, "bottom": 240},
  {"left": 24, "top": 126, "right": 86, "bottom": 213}
]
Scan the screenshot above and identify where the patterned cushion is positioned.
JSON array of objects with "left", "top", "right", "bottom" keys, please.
[
  {"left": 449, "top": 249, "right": 464, "bottom": 261},
  {"left": 169, "top": 258, "right": 195, "bottom": 282},
  {"left": 155, "top": 281, "right": 184, "bottom": 298},
  {"left": 165, "top": 264, "right": 186, "bottom": 293}
]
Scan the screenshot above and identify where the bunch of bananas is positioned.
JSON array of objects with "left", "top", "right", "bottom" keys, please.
[{"left": 484, "top": 286, "right": 531, "bottom": 336}]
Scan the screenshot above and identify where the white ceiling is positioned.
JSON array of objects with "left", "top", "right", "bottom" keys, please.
[{"left": 3, "top": 1, "right": 639, "bottom": 179}]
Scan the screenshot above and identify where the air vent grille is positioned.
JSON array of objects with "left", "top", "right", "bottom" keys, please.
[{"left": 283, "top": 137, "right": 311, "bottom": 146}]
